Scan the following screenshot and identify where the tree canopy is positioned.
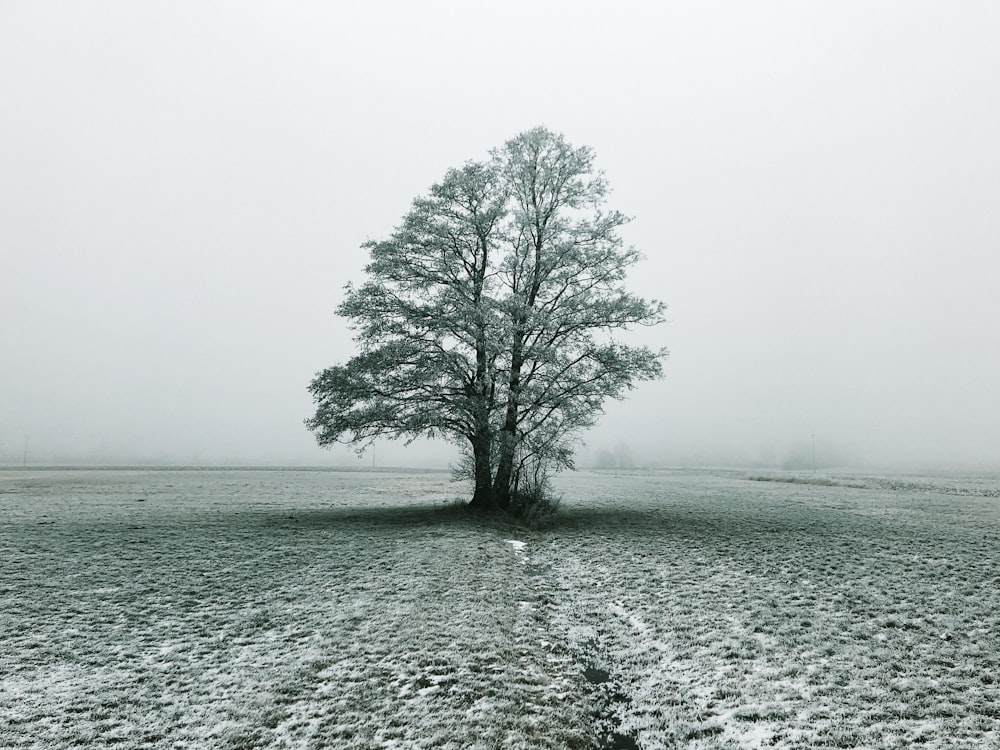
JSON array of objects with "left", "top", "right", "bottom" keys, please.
[{"left": 307, "top": 127, "right": 666, "bottom": 512}]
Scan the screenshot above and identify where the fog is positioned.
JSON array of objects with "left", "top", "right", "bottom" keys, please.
[{"left": 2, "top": 2, "right": 998, "bottom": 470}]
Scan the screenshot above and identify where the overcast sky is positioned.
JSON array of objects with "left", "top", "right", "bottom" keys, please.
[{"left": 2, "top": 2, "right": 998, "bottom": 469}]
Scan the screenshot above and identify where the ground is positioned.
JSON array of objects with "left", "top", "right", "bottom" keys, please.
[
  {"left": 1, "top": 467, "right": 998, "bottom": 749},
  {"left": 538, "top": 470, "right": 1000, "bottom": 749}
]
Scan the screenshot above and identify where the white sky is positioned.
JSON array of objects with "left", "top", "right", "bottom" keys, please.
[{"left": 2, "top": 1, "right": 998, "bottom": 468}]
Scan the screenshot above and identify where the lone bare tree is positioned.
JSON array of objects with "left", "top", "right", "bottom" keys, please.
[{"left": 307, "top": 127, "right": 666, "bottom": 513}]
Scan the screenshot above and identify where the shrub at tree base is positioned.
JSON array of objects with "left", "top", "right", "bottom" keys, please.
[{"left": 306, "top": 127, "right": 667, "bottom": 517}]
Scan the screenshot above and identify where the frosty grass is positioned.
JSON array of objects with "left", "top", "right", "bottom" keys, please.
[{"left": 1, "top": 467, "right": 998, "bottom": 749}]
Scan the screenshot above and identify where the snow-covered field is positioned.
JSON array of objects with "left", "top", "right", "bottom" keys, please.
[{"left": 1, "top": 468, "right": 998, "bottom": 749}]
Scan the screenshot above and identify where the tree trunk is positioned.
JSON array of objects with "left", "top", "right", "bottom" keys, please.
[
  {"left": 493, "top": 361, "right": 522, "bottom": 511},
  {"left": 468, "top": 428, "right": 495, "bottom": 511},
  {"left": 492, "top": 434, "right": 514, "bottom": 511}
]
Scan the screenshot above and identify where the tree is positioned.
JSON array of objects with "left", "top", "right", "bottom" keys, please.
[{"left": 307, "top": 127, "right": 666, "bottom": 513}]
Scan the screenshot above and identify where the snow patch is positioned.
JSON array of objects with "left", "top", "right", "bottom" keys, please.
[{"left": 506, "top": 539, "right": 528, "bottom": 563}]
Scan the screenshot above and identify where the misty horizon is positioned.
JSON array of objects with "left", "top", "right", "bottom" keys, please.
[{"left": 3, "top": 3, "right": 998, "bottom": 472}]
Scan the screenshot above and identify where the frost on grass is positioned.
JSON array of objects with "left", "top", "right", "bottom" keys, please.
[
  {"left": 4, "top": 467, "right": 998, "bottom": 749},
  {"left": 540, "top": 470, "right": 1000, "bottom": 750},
  {"left": 0, "top": 470, "right": 593, "bottom": 750}
]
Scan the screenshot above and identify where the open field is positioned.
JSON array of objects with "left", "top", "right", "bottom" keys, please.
[
  {"left": 0, "top": 469, "right": 592, "bottom": 749},
  {"left": 1, "top": 467, "right": 998, "bottom": 749},
  {"left": 540, "top": 470, "right": 1000, "bottom": 749}
]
